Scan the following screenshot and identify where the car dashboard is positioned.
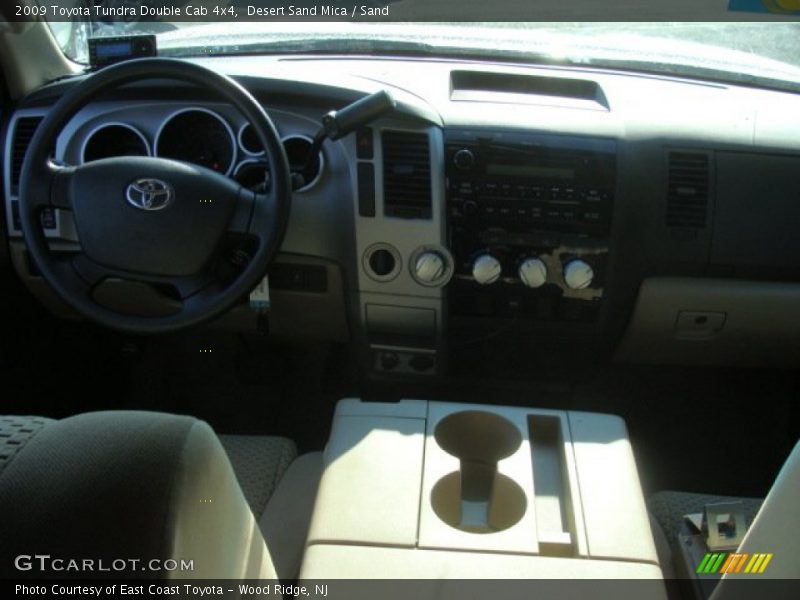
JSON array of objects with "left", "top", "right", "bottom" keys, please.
[{"left": 4, "top": 55, "right": 800, "bottom": 379}]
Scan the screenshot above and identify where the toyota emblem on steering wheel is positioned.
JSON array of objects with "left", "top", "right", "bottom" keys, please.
[{"left": 125, "top": 178, "right": 175, "bottom": 211}]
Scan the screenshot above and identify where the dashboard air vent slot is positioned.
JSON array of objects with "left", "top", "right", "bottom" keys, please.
[
  {"left": 10, "top": 116, "right": 44, "bottom": 194},
  {"left": 450, "top": 70, "right": 608, "bottom": 111},
  {"left": 666, "top": 151, "right": 710, "bottom": 229},
  {"left": 382, "top": 130, "right": 432, "bottom": 219}
]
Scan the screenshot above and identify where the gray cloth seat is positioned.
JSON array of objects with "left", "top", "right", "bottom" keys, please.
[
  {"left": 219, "top": 434, "right": 297, "bottom": 518},
  {"left": 648, "top": 490, "right": 763, "bottom": 548},
  {"left": 0, "top": 411, "right": 301, "bottom": 579}
]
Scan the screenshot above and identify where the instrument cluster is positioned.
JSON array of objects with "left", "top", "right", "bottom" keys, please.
[{"left": 78, "top": 107, "right": 322, "bottom": 193}]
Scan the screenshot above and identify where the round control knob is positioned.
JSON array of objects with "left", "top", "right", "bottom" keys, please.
[
  {"left": 453, "top": 148, "right": 475, "bottom": 170},
  {"left": 461, "top": 199, "right": 478, "bottom": 216},
  {"left": 472, "top": 254, "right": 503, "bottom": 285},
  {"left": 414, "top": 251, "right": 447, "bottom": 285},
  {"left": 563, "top": 259, "right": 594, "bottom": 290},
  {"left": 518, "top": 257, "right": 548, "bottom": 288}
]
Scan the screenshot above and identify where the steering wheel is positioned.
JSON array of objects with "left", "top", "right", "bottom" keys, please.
[{"left": 18, "top": 58, "right": 291, "bottom": 334}]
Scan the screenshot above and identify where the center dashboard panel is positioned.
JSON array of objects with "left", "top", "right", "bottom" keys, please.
[
  {"left": 445, "top": 129, "right": 615, "bottom": 323},
  {"left": 354, "top": 123, "right": 618, "bottom": 381}
]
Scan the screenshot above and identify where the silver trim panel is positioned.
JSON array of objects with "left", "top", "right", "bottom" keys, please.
[
  {"left": 79, "top": 121, "right": 151, "bottom": 164},
  {"left": 281, "top": 134, "right": 325, "bottom": 193},
  {"left": 237, "top": 122, "right": 265, "bottom": 157}
]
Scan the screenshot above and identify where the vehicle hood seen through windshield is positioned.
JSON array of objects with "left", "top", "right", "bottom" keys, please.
[{"left": 51, "top": 21, "right": 800, "bottom": 93}]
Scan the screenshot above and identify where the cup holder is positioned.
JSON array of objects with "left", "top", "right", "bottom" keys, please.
[
  {"left": 431, "top": 411, "right": 526, "bottom": 534},
  {"left": 434, "top": 411, "right": 522, "bottom": 462}
]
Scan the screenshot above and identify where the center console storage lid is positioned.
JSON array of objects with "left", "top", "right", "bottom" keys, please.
[
  {"left": 307, "top": 409, "right": 426, "bottom": 547},
  {"left": 569, "top": 410, "right": 657, "bottom": 562}
]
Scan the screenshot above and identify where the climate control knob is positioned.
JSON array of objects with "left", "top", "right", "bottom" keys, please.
[
  {"left": 472, "top": 254, "right": 502, "bottom": 285},
  {"left": 453, "top": 148, "right": 475, "bottom": 170},
  {"left": 563, "top": 259, "right": 594, "bottom": 290},
  {"left": 414, "top": 251, "right": 447, "bottom": 285},
  {"left": 518, "top": 257, "right": 548, "bottom": 288}
]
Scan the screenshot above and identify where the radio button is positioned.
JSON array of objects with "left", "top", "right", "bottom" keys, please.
[
  {"left": 530, "top": 232, "right": 560, "bottom": 247},
  {"left": 511, "top": 233, "right": 529, "bottom": 245},
  {"left": 585, "top": 189, "right": 601, "bottom": 202}
]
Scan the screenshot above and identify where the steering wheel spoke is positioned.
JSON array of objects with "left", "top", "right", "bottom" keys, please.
[
  {"left": 70, "top": 253, "right": 120, "bottom": 289},
  {"left": 227, "top": 188, "right": 257, "bottom": 235},
  {"left": 227, "top": 185, "right": 284, "bottom": 236},
  {"left": 169, "top": 271, "right": 217, "bottom": 300},
  {"left": 47, "top": 162, "right": 77, "bottom": 210},
  {"left": 69, "top": 251, "right": 217, "bottom": 305},
  {"left": 24, "top": 161, "right": 75, "bottom": 212}
]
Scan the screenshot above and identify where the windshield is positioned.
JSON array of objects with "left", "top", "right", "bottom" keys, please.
[{"left": 45, "top": 10, "right": 800, "bottom": 93}]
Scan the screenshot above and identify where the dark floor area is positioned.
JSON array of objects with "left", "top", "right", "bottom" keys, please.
[{"left": 2, "top": 271, "right": 797, "bottom": 502}]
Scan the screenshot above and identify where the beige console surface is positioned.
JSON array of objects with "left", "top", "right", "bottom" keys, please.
[{"left": 300, "top": 399, "right": 663, "bottom": 588}]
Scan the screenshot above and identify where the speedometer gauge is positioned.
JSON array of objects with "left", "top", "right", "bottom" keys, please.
[
  {"left": 154, "top": 108, "right": 236, "bottom": 175},
  {"left": 82, "top": 123, "right": 149, "bottom": 163}
]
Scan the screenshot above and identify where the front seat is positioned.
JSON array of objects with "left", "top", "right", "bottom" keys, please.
[
  {"left": 648, "top": 440, "right": 800, "bottom": 588},
  {"left": 0, "top": 411, "right": 317, "bottom": 579}
]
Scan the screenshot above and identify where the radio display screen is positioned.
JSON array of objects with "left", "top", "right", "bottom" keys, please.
[
  {"left": 95, "top": 42, "right": 134, "bottom": 59},
  {"left": 486, "top": 164, "right": 575, "bottom": 180}
]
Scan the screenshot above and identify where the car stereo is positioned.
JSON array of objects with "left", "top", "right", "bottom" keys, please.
[
  {"left": 446, "top": 129, "right": 616, "bottom": 322},
  {"left": 88, "top": 35, "right": 157, "bottom": 69}
]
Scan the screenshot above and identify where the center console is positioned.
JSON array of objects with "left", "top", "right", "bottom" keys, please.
[
  {"left": 446, "top": 130, "right": 616, "bottom": 322},
  {"left": 299, "top": 399, "right": 665, "bottom": 593}
]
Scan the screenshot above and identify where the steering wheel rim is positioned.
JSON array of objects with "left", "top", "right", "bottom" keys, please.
[{"left": 18, "top": 58, "right": 291, "bottom": 334}]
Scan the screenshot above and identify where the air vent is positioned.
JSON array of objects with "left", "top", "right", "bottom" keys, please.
[
  {"left": 10, "top": 116, "right": 44, "bottom": 194},
  {"left": 666, "top": 151, "right": 710, "bottom": 229},
  {"left": 382, "top": 130, "right": 432, "bottom": 219}
]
